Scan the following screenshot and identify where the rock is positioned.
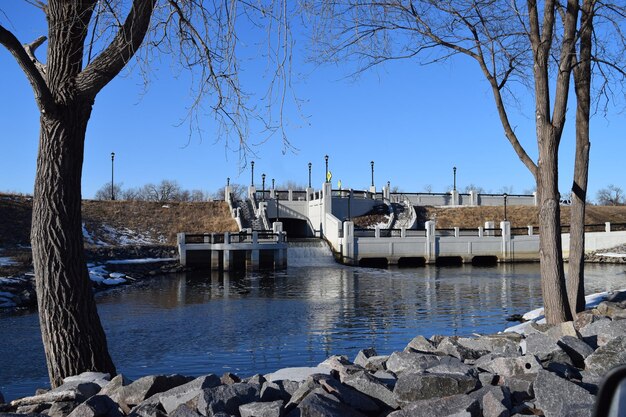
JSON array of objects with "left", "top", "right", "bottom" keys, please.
[
  {"left": 578, "top": 318, "right": 614, "bottom": 348},
  {"left": 295, "top": 392, "right": 367, "bottom": 417},
  {"left": 584, "top": 336, "right": 626, "bottom": 377},
  {"left": 340, "top": 370, "right": 398, "bottom": 409},
  {"left": 523, "top": 333, "right": 573, "bottom": 366},
  {"left": 149, "top": 375, "right": 221, "bottom": 414},
  {"left": 406, "top": 335, "right": 438, "bottom": 353},
  {"left": 393, "top": 372, "right": 479, "bottom": 406},
  {"left": 478, "top": 371, "right": 498, "bottom": 387},
  {"left": 385, "top": 351, "right": 440, "bottom": 375},
  {"left": 100, "top": 374, "right": 133, "bottom": 399},
  {"left": 318, "top": 376, "right": 380, "bottom": 414},
  {"left": 574, "top": 312, "right": 604, "bottom": 332},
  {"left": 321, "top": 356, "right": 363, "bottom": 378},
  {"left": 353, "top": 348, "right": 377, "bottom": 368},
  {"left": 276, "top": 380, "right": 300, "bottom": 396},
  {"left": 557, "top": 336, "right": 595, "bottom": 368},
  {"left": 457, "top": 334, "right": 521, "bottom": 357},
  {"left": 541, "top": 321, "right": 579, "bottom": 340},
  {"left": 285, "top": 374, "right": 325, "bottom": 408},
  {"left": 169, "top": 404, "right": 203, "bottom": 417},
  {"left": 477, "top": 355, "right": 542, "bottom": 377},
  {"left": 243, "top": 375, "right": 266, "bottom": 386},
  {"left": 127, "top": 402, "right": 167, "bottom": 417},
  {"left": 63, "top": 373, "right": 111, "bottom": 388},
  {"left": 265, "top": 365, "right": 331, "bottom": 383},
  {"left": 48, "top": 401, "right": 80, "bottom": 417},
  {"left": 16, "top": 403, "right": 51, "bottom": 414},
  {"left": 239, "top": 400, "right": 283, "bottom": 417},
  {"left": 533, "top": 370, "right": 595, "bottom": 417},
  {"left": 545, "top": 362, "right": 583, "bottom": 381},
  {"left": 108, "top": 375, "right": 192, "bottom": 409},
  {"left": 363, "top": 355, "right": 388, "bottom": 372},
  {"left": 436, "top": 337, "right": 487, "bottom": 360},
  {"left": 11, "top": 382, "right": 102, "bottom": 407},
  {"left": 372, "top": 370, "right": 397, "bottom": 389},
  {"left": 220, "top": 373, "right": 240, "bottom": 385},
  {"left": 501, "top": 373, "right": 535, "bottom": 404},
  {"left": 596, "top": 301, "right": 626, "bottom": 319},
  {"left": 481, "top": 389, "right": 511, "bottom": 417},
  {"left": 425, "top": 355, "right": 477, "bottom": 376},
  {"left": 392, "top": 394, "right": 480, "bottom": 417},
  {"left": 467, "top": 386, "right": 511, "bottom": 412},
  {"left": 197, "top": 383, "right": 260, "bottom": 416},
  {"left": 67, "top": 395, "right": 123, "bottom": 417},
  {"left": 260, "top": 381, "right": 291, "bottom": 403}
]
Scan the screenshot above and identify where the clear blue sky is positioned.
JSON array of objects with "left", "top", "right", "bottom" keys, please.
[{"left": 1, "top": 2, "right": 624, "bottom": 200}]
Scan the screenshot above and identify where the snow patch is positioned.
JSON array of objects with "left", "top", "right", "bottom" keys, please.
[
  {"left": 0, "top": 257, "right": 17, "bottom": 266},
  {"left": 596, "top": 252, "right": 626, "bottom": 258},
  {"left": 106, "top": 257, "right": 176, "bottom": 265}
]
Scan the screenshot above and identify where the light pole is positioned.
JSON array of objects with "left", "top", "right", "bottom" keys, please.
[
  {"left": 110, "top": 152, "right": 115, "bottom": 200},
  {"left": 251, "top": 161, "right": 255, "bottom": 186},
  {"left": 453, "top": 166, "right": 457, "bottom": 191},
  {"left": 503, "top": 193, "right": 508, "bottom": 221},
  {"left": 227, "top": 177, "right": 230, "bottom": 186},
  {"left": 370, "top": 161, "right": 375, "bottom": 187},
  {"left": 324, "top": 155, "right": 329, "bottom": 183},
  {"left": 308, "top": 162, "right": 312, "bottom": 188},
  {"left": 272, "top": 178, "right": 275, "bottom": 190},
  {"left": 262, "top": 173, "right": 266, "bottom": 201}
]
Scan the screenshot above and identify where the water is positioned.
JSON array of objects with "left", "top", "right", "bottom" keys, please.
[{"left": 1, "top": 253, "right": 625, "bottom": 401}]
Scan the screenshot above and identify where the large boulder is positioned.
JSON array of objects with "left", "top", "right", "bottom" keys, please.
[
  {"left": 557, "top": 336, "right": 595, "bottom": 368},
  {"left": 393, "top": 372, "right": 479, "bottom": 406},
  {"left": 406, "top": 336, "right": 438, "bottom": 354},
  {"left": 293, "top": 391, "right": 367, "bottom": 417},
  {"left": 533, "top": 370, "right": 596, "bottom": 417},
  {"left": 424, "top": 356, "right": 477, "bottom": 377},
  {"left": 148, "top": 375, "right": 221, "bottom": 414},
  {"left": 457, "top": 334, "right": 521, "bottom": 358},
  {"left": 499, "top": 373, "right": 535, "bottom": 404},
  {"left": 477, "top": 355, "right": 542, "bottom": 377},
  {"left": 436, "top": 337, "right": 487, "bottom": 360},
  {"left": 106, "top": 375, "right": 192, "bottom": 409},
  {"left": 389, "top": 394, "right": 480, "bottom": 417},
  {"left": 353, "top": 348, "right": 378, "bottom": 368},
  {"left": 239, "top": 400, "right": 283, "bottom": 417},
  {"left": 385, "top": 351, "right": 440, "bottom": 375},
  {"left": 318, "top": 376, "right": 380, "bottom": 414},
  {"left": 66, "top": 395, "right": 123, "bottom": 417},
  {"left": 196, "top": 383, "right": 260, "bottom": 416},
  {"left": 522, "top": 333, "right": 573, "bottom": 366},
  {"left": 340, "top": 370, "right": 398, "bottom": 409},
  {"left": 11, "top": 382, "right": 102, "bottom": 407},
  {"left": 584, "top": 336, "right": 626, "bottom": 377}
]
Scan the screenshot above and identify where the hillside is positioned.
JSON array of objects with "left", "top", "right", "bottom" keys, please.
[{"left": 0, "top": 194, "right": 238, "bottom": 248}]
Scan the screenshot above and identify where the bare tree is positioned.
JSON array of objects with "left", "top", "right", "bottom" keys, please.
[
  {"left": 308, "top": 0, "right": 625, "bottom": 323},
  {"left": 94, "top": 182, "right": 123, "bottom": 201},
  {"left": 1, "top": 0, "right": 292, "bottom": 386},
  {"left": 596, "top": 185, "right": 625, "bottom": 206},
  {"left": 463, "top": 184, "right": 485, "bottom": 194},
  {"left": 214, "top": 183, "right": 247, "bottom": 201}
]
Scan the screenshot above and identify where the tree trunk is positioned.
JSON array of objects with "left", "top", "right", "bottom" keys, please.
[
  {"left": 537, "top": 128, "right": 573, "bottom": 324},
  {"left": 567, "top": 0, "right": 593, "bottom": 316},
  {"left": 32, "top": 104, "right": 116, "bottom": 387}
]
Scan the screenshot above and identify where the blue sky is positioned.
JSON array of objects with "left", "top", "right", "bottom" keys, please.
[{"left": 1, "top": 2, "right": 624, "bottom": 200}]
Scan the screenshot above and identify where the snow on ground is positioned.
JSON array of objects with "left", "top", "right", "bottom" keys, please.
[
  {"left": 504, "top": 288, "right": 626, "bottom": 334},
  {"left": 88, "top": 264, "right": 128, "bottom": 286},
  {"left": 596, "top": 252, "right": 626, "bottom": 258},
  {"left": 82, "top": 223, "right": 167, "bottom": 246},
  {"left": 0, "top": 256, "right": 17, "bottom": 266},
  {"left": 106, "top": 257, "right": 176, "bottom": 265}
]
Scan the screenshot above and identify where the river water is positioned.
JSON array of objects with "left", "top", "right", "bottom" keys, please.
[{"left": 1, "top": 244, "right": 625, "bottom": 400}]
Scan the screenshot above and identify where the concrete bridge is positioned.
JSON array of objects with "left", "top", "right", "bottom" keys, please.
[{"left": 223, "top": 182, "right": 626, "bottom": 267}]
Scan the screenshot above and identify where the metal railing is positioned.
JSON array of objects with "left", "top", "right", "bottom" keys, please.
[{"left": 183, "top": 231, "right": 281, "bottom": 244}]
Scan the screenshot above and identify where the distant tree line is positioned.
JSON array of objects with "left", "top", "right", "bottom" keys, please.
[{"left": 94, "top": 180, "right": 211, "bottom": 202}]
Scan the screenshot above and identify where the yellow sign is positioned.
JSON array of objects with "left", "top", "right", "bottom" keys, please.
[
  {"left": 338, "top": 179, "right": 342, "bottom": 189},
  {"left": 326, "top": 171, "right": 332, "bottom": 182}
]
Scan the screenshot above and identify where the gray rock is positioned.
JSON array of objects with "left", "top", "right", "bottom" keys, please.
[
  {"left": 318, "top": 376, "right": 380, "bottom": 414},
  {"left": 220, "top": 373, "right": 241, "bottom": 385},
  {"left": 477, "top": 355, "right": 542, "bottom": 377},
  {"left": 16, "top": 403, "right": 51, "bottom": 414},
  {"left": 100, "top": 374, "right": 133, "bottom": 399},
  {"left": 533, "top": 370, "right": 595, "bottom": 417},
  {"left": 595, "top": 301, "right": 626, "bottom": 319},
  {"left": 127, "top": 402, "right": 167, "bottom": 417},
  {"left": 426, "top": 355, "right": 477, "bottom": 376},
  {"left": 498, "top": 374, "right": 535, "bottom": 404},
  {"left": 321, "top": 356, "right": 362, "bottom": 379},
  {"left": 11, "top": 383, "right": 102, "bottom": 407},
  {"left": 393, "top": 372, "right": 479, "bottom": 406},
  {"left": 260, "top": 381, "right": 291, "bottom": 403},
  {"left": 197, "top": 383, "right": 260, "bottom": 416},
  {"left": 239, "top": 400, "right": 283, "bottom": 417},
  {"left": 340, "top": 370, "right": 398, "bottom": 409},
  {"left": 277, "top": 380, "right": 300, "bottom": 396},
  {"left": 545, "top": 362, "right": 583, "bottom": 381},
  {"left": 385, "top": 351, "right": 440, "bottom": 375},
  {"left": 63, "top": 373, "right": 111, "bottom": 389},
  {"left": 482, "top": 390, "right": 511, "bottom": 417},
  {"left": 478, "top": 371, "right": 498, "bottom": 387},
  {"left": 523, "top": 333, "right": 573, "bottom": 366},
  {"left": 584, "top": 336, "right": 626, "bottom": 377},
  {"left": 106, "top": 374, "right": 192, "bottom": 409},
  {"left": 67, "top": 395, "right": 123, "bottom": 417},
  {"left": 296, "top": 392, "right": 367, "bottom": 417},
  {"left": 392, "top": 394, "right": 480, "bottom": 417},
  {"left": 578, "top": 318, "right": 613, "bottom": 348},
  {"left": 557, "top": 336, "right": 595, "bottom": 368},
  {"left": 169, "top": 404, "right": 203, "bottom": 417},
  {"left": 243, "top": 375, "right": 266, "bottom": 386},
  {"left": 406, "top": 335, "right": 438, "bottom": 353},
  {"left": 353, "top": 348, "right": 377, "bottom": 368},
  {"left": 542, "top": 321, "right": 579, "bottom": 340},
  {"left": 457, "top": 334, "right": 521, "bottom": 357},
  {"left": 47, "top": 401, "right": 79, "bottom": 417},
  {"left": 372, "top": 370, "right": 397, "bottom": 389},
  {"left": 467, "top": 385, "right": 511, "bottom": 413},
  {"left": 437, "top": 337, "right": 486, "bottom": 360},
  {"left": 285, "top": 375, "right": 325, "bottom": 408},
  {"left": 150, "top": 375, "right": 221, "bottom": 414},
  {"left": 574, "top": 312, "right": 605, "bottom": 332},
  {"left": 363, "top": 355, "right": 388, "bottom": 372}
]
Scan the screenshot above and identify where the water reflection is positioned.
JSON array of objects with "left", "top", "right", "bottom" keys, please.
[{"left": 1, "top": 263, "right": 624, "bottom": 401}]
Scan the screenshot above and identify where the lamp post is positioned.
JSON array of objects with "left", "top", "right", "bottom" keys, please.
[
  {"left": 110, "top": 152, "right": 115, "bottom": 200},
  {"left": 308, "top": 162, "right": 312, "bottom": 188},
  {"left": 276, "top": 191, "right": 280, "bottom": 223},
  {"left": 262, "top": 173, "right": 266, "bottom": 201},
  {"left": 453, "top": 166, "right": 457, "bottom": 191},
  {"left": 324, "top": 155, "right": 329, "bottom": 183},
  {"left": 272, "top": 178, "right": 275, "bottom": 190},
  {"left": 251, "top": 161, "right": 255, "bottom": 186},
  {"left": 503, "top": 193, "right": 508, "bottom": 221},
  {"left": 370, "top": 161, "right": 375, "bottom": 187},
  {"left": 227, "top": 177, "right": 230, "bottom": 186}
]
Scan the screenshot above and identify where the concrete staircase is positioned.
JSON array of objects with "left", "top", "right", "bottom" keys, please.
[
  {"left": 235, "top": 199, "right": 266, "bottom": 231},
  {"left": 391, "top": 200, "right": 415, "bottom": 229}
]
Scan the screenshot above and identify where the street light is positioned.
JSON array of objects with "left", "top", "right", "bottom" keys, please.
[
  {"left": 251, "top": 161, "right": 255, "bottom": 186},
  {"left": 324, "top": 155, "right": 329, "bottom": 183},
  {"left": 226, "top": 177, "right": 230, "bottom": 186},
  {"left": 272, "top": 178, "right": 275, "bottom": 190},
  {"left": 453, "top": 166, "right": 457, "bottom": 191},
  {"left": 110, "top": 152, "right": 115, "bottom": 201},
  {"left": 262, "top": 173, "right": 266, "bottom": 201},
  {"left": 504, "top": 193, "right": 508, "bottom": 221},
  {"left": 370, "top": 161, "right": 375, "bottom": 187},
  {"left": 308, "top": 162, "right": 312, "bottom": 188}
]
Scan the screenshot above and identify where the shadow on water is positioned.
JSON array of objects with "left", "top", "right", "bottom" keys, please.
[{"left": 1, "top": 262, "right": 625, "bottom": 401}]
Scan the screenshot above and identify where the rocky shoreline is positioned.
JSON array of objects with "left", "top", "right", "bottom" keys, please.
[{"left": 3, "top": 291, "right": 626, "bottom": 417}]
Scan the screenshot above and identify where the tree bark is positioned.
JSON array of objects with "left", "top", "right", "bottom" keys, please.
[
  {"left": 33, "top": 104, "right": 117, "bottom": 387},
  {"left": 568, "top": 0, "right": 594, "bottom": 316}
]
